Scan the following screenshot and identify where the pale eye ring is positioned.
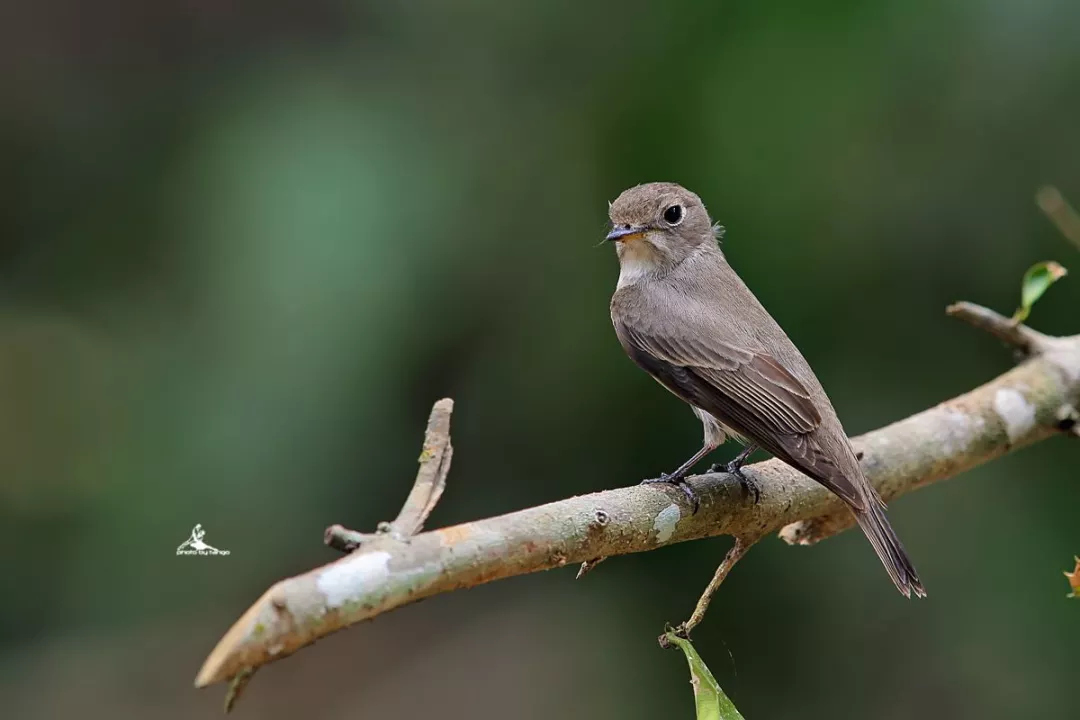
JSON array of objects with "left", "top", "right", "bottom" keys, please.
[{"left": 663, "top": 204, "right": 684, "bottom": 225}]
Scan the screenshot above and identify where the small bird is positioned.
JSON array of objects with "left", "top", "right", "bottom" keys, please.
[{"left": 606, "top": 182, "right": 924, "bottom": 598}]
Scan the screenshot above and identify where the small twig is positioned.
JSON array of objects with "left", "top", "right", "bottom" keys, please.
[
  {"left": 1036, "top": 185, "right": 1080, "bottom": 251},
  {"left": 576, "top": 556, "right": 608, "bottom": 578},
  {"left": 323, "top": 525, "right": 374, "bottom": 553},
  {"left": 674, "top": 535, "right": 759, "bottom": 638},
  {"left": 946, "top": 301, "right": 1050, "bottom": 355},
  {"left": 324, "top": 398, "right": 454, "bottom": 554},
  {"left": 223, "top": 668, "right": 255, "bottom": 714},
  {"left": 390, "top": 398, "right": 454, "bottom": 537}
]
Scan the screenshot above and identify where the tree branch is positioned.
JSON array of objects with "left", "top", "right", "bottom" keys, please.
[
  {"left": 946, "top": 301, "right": 1051, "bottom": 356},
  {"left": 194, "top": 304, "right": 1080, "bottom": 705}
]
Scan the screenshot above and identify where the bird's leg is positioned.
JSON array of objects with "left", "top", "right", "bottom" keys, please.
[
  {"left": 708, "top": 444, "right": 760, "bottom": 503},
  {"left": 640, "top": 444, "right": 714, "bottom": 513}
]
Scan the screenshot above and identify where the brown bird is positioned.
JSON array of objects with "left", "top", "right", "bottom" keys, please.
[{"left": 606, "top": 182, "right": 924, "bottom": 598}]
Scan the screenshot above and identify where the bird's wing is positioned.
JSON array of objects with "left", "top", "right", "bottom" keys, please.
[
  {"left": 616, "top": 320, "right": 865, "bottom": 509},
  {"left": 617, "top": 322, "right": 820, "bottom": 434}
]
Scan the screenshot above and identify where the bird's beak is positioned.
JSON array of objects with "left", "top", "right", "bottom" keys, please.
[{"left": 606, "top": 225, "right": 646, "bottom": 242}]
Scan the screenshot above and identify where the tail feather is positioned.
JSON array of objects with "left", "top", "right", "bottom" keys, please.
[{"left": 854, "top": 501, "right": 926, "bottom": 598}]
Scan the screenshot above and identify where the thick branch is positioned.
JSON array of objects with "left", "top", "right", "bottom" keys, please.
[{"left": 196, "top": 307, "right": 1080, "bottom": 691}]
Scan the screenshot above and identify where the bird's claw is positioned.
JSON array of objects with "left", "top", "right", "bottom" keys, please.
[
  {"left": 738, "top": 472, "right": 761, "bottom": 504},
  {"left": 640, "top": 474, "right": 700, "bottom": 514},
  {"left": 732, "top": 466, "right": 761, "bottom": 504},
  {"left": 707, "top": 461, "right": 761, "bottom": 504}
]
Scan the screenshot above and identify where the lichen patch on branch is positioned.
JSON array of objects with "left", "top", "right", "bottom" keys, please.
[
  {"left": 653, "top": 504, "right": 682, "bottom": 543},
  {"left": 993, "top": 387, "right": 1036, "bottom": 442},
  {"left": 317, "top": 551, "right": 392, "bottom": 609},
  {"left": 937, "top": 407, "right": 983, "bottom": 457}
]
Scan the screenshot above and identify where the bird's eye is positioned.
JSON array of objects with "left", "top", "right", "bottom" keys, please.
[{"left": 663, "top": 204, "right": 684, "bottom": 225}]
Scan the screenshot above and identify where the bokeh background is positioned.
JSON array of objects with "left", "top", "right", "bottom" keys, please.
[{"left": 2, "top": 1, "right": 1078, "bottom": 718}]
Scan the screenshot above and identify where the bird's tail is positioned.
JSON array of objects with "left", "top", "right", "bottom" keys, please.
[{"left": 854, "top": 500, "right": 926, "bottom": 598}]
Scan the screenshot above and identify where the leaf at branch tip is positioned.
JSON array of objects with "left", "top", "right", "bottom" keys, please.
[
  {"left": 1013, "top": 261, "right": 1067, "bottom": 324},
  {"left": 1066, "top": 556, "right": 1080, "bottom": 599},
  {"left": 662, "top": 631, "right": 745, "bottom": 720}
]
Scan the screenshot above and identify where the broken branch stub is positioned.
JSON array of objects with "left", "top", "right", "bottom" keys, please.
[
  {"left": 322, "top": 398, "right": 455, "bottom": 554},
  {"left": 389, "top": 397, "right": 454, "bottom": 538}
]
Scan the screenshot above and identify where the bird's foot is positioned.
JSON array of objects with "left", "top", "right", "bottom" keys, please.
[
  {"left": 640, "top": 473, "right": 699, "bottom": 513},
  {"left": 707, "top": 460, "right": 761, "bottom": 504},
  {"left": 737, "top": 470, "right": 761, "bottom": 504}
]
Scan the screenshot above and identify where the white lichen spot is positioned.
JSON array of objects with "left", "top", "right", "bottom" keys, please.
[
  {"left": 938, "top": 408, "right": 976, "bottom": 457},
  {"left": 317, "top": 551, "right": 392, "bottom": 609},
  {"left": 1050, "top": 350, "right": 1080, "bottom": 383},
  {"left": 993, "top": 388, "right": 1036, "bottom": 442},
  {"left": 653, "top": 503, "right": 681, "bottom": 543}
]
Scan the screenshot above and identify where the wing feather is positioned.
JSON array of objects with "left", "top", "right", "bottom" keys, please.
[
  {"left": 616, "top": 318, "right": 865, "bottom": 508},
  {"left": 619, "top": 323, "right": 820, "bottom": 435}
]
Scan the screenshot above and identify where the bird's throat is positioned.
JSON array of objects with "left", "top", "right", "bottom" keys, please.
[{"left": 616, "top": 238, "right": 665, "bottom": 289}]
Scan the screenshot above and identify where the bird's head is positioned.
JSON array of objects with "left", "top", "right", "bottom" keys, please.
[{"left": 606, "top": 182, "right": 721, "bottom": 284}]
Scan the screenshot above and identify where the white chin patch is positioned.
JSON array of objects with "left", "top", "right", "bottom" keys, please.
[{"left": 616, "top": 241, "right": 659, "bottom": 289}]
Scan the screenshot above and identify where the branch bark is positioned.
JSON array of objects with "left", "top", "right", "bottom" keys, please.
[{"left": 195, "top": 304, "right": 1080, "bottom": 703}]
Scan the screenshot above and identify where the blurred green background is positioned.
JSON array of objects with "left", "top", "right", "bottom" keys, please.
[{"left": 1, "top": 1, "right": 1078, "bottom": 718}]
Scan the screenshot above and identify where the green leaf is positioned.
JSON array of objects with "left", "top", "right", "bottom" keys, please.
[
  {"left": 663, "top": 631, "right": 746, "bottom": 720},
  {"left": 1013, "top": 261, "right": 1067, "bottom": 323}
]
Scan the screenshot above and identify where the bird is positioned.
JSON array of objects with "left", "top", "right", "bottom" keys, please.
[{"left": 606, "top": 181, "right": 925, "bottom": 598}]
